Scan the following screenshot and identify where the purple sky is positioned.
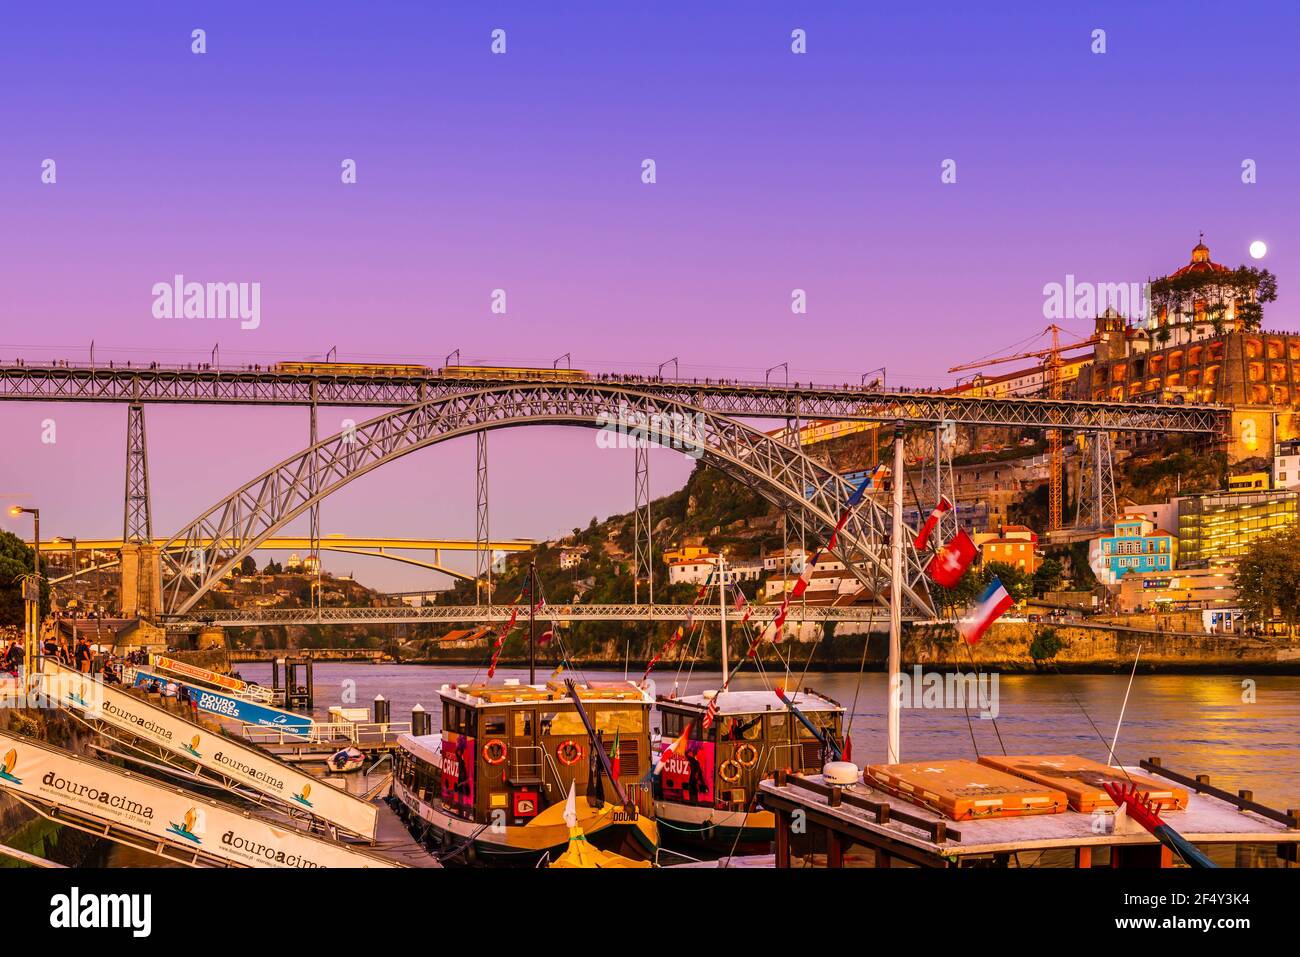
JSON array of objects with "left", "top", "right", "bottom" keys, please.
[{"left": 2, "top": 2, "right": 1297, "bottom": 590}]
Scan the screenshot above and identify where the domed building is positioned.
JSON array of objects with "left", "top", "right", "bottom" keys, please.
[
  {"left": 1148, "top": 235, "right": 1247, "bottom": 348},
  {"left": 1072, "top": 237, "right": 1293, "bottom": 462}
]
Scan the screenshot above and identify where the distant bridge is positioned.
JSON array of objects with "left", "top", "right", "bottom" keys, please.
[
  {"left": 38, "top": 535, "right": 534, "bottom": 584},
  {"left": 167, "top": 603, "right": 903, "bottom": 628}
]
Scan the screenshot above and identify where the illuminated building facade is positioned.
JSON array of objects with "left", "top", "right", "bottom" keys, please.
[{"left": 1177, "top": 489, "right": 1298, "bottom": 565}]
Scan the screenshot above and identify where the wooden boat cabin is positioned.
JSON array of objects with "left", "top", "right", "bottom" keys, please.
[
  {"left": 654, "top": 688, "right": 844, "bottom": 848},
  {"left": 759, "top": 755, "right": 1300, "bottom": 868},
  {"left": 392, "top": 678, "right": 658, "bottom": 865}
]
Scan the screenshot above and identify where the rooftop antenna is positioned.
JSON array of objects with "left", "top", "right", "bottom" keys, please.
[{"left": 765, "top": 362, "right": 788, "bottom": 387}]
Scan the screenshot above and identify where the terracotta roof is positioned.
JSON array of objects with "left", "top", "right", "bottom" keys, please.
[{"left": 1166, "top": 238, "right": 1231, "bottom": 280}]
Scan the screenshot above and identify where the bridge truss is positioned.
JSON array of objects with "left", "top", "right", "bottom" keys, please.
[{"left": 157, "top": 383, "right": 936, "bottom": 620}]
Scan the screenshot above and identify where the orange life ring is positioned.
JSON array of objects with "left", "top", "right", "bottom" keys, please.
[
  {"left": 556, "top": 739, "right": 583, "bottom": 766},
  {"left": 735, "top": 743, "right": 758, "bottom": 768},
  {"left": 719, "top": 759, "right": 742, "bottom": 784},
  {"left": 483, "top": 739, "right": 507, "bottom": 766}
]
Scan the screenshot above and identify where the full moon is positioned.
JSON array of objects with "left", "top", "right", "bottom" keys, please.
[{"left": 1250, "top": 240, "right": 1268, "bottom": 259}]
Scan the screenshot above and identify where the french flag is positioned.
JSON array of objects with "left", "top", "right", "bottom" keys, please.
[{"left": 957, "top": 576, "right": 1013, "bottom": 646}]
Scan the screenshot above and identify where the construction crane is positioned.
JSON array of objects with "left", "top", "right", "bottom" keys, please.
[{"left": 948, "top": 325, "right": 1098, "bottom": 532}]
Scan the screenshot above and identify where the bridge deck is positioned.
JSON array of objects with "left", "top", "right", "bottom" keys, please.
[{"left": 0, "top": 363, "right": 1225, "bottom": 432}]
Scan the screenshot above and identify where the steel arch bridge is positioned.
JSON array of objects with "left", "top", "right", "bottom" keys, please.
[{"left": 158, "top": 383, "right": 936, "bottom": 619}]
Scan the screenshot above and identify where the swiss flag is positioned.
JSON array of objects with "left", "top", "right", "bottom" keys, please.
[{"left": 925, "top": 529, "right": 977, "bottom": 588}]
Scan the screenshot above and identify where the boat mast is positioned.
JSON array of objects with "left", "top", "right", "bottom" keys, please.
[
  {"left": 718, "top": 552, "right": 728, "bottom": 686},
  {"left": 887, "top": 421, "right": 903, "bottom": 764},
  {"left": 528, "top": 559, "right": 537, "bottom": 685}
]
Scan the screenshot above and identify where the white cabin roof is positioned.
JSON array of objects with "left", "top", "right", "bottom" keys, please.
[
  {"left": 664, "top": 689, "right": 842, "bottom": 716},
  {"left": 397, "top": 732, "right": 442, "bottom": 767}
]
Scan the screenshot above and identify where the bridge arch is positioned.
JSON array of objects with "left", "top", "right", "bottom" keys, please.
[{"left": 159, "top": 383, "right": 933, "bottom": 617}]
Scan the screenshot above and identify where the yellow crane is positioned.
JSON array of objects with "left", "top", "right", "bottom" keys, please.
[{"left": 948, "top": 325, "right": 1096, "bottom": 531}]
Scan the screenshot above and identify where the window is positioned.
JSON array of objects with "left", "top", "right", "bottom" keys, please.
[
  {"left": 540, "top": 710, "right": 586, "bottom": 737},
  {"left": 594, "top": 708, "right": 644, "bottom": 734},
  {"left": 721, "top": 715, "right": 763, "bottom": 741},
  {"left": 513, "top": 712, "right": 534, "bottom": 736},
  {"left": 484, "top": 713, "right": 507, "bottom": 736}
]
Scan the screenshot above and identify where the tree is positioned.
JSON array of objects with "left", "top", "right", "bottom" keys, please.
[
  {"left": 262, "top": 558, "right": 283, "bottom": 575},
  {"left": 239, "top": 555, "right": 257, "bottom": 575},
  {"left": 1032, "top": 558, "right": 1064, "bottom": 597},
  {"left": 1029, "top": 627, "right": 1063, "bottom": 662},
  {"left": 1233, "top": 528, "right": 1300, "bottom": 632},
  {"left": 983, "top": 561, "right": 1031, "bottom": 602},
  {"left": 0, "top": 530, "right": 49, "bottom": 626}
]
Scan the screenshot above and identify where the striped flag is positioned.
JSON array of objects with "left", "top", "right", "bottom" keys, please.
[
  {"left": 957, "top": 576, "right": 1014, "bottom": 646},
  {"left": 913, "top": 496, "right": 953, "bottom": 550},
  {"left": 703, "top": 694, "right": 719, "bottom": 730}
]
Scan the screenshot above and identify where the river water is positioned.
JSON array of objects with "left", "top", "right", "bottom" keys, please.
[{"left": 240, "top": 662, "right": 1300, "bottom": 809}]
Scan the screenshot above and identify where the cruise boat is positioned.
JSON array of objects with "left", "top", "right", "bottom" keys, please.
[
  {"left": 654, "top": 687, "right": 845, "bottom": 849},
  {"left": 391, "top": 677, "right": 658, "bottom": 865}
]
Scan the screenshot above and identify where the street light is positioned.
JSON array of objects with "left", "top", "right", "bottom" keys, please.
[
  {"left": 55, "top": 536, "right": 77, "bottom": 583},
  {"left": 10, "top": 506, "right": 40, "bottom": 578}
]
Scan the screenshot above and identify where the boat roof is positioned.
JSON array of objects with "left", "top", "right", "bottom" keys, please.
[
  {"left": 759, "top": 766, "right": 1300, "bottom": 858},
  {"left": 438, "top": 679, "right": 653, "bottom": 709},
  {"left": 661, "top": 688, "right": 843, "bottom": 716},
  {"left": 397, "top": 732, "right": 442, "bottom": 766}
]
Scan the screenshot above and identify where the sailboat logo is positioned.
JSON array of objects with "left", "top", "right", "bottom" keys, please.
[
  {"left": 183, "top": 734, "right": 202, "bottom": 758},
  {"left": 166, "top": 807, "right": 203, "bottom": 844},
  {"left": 293, "top": 782, "right": 313, "bottom": 808},
  {"left": 0, "top": 749, "right": 21, "bottom": 784},
  {"left": 69, "top": 682, "right": 93, "bottom": 708}
]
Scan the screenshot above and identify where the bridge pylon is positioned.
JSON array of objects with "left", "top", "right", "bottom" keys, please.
[{"left": 121, "top": 402, "right": 161, "bottom": 619}]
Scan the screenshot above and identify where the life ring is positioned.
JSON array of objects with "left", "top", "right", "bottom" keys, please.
[
  {"left": 719, "top": 759, "right": 742, "bottom": 784},
  {"left": 735, "top": 743, "right": 758, "bottom": 768},
  {"left": 483, "top": 739, "right": 507, "bottom": 766},
  {"left": 556, "top": 739, "right": 583, "bottom": 766}
]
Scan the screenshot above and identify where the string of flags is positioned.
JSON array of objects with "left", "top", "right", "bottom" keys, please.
[
  {"left": 486, "top": 583, "right": 546, "bottom": 678},
  {"left": 913, "top": 494, "right": 1011, "bottom": 645},
  {"left": 756, "top": 473, "right": 874, "bottom": 648},
  {"left": 642, "top": 569, "right": 717, "bottom": 679}
]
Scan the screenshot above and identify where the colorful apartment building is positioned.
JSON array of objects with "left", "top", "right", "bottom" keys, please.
[
  {"left": 975, "top": 524, "right": 1040, "bottom": 573},
  {"left": 1094, "top": 517, "right": 1177, "bottom": 583}
]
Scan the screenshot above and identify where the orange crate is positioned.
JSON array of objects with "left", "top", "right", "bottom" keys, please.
[
  {"left": 864, "top": 759, "right": 1068, "bottom": 821},
  {"left": 978, "top": 754, "right": 1188, "bottom": 813}
]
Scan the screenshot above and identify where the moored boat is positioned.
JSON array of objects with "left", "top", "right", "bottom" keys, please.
[
  {"left": 654, "top": 687, "right": 845, "bottom": 850},
  {"left": 391, "top": 677, "right": 658, "bottom": 865}
]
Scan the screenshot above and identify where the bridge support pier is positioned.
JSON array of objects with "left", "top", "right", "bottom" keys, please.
[
  {"left": 1074, "top": 431, "right": 1117, "bottom": 531},
  {"left": 633, "top": 440, "right": 653, "bottom": 606},
  {"left": 120, "top": 542, "right": 162, "bottom": 620},
  {"left": 475, "top": 430, "right": 491, "bottom": 605},
  {"left": 123, "top": 403, "right": 153, "bottom": 543}
]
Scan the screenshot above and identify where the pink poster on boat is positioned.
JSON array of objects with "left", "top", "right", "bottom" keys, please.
[
  {"left": 440, "top": 732, "right": 476, "bottom": 812},
  {"left": 660, "top": 739, "right": 714, "bottom": 805}
]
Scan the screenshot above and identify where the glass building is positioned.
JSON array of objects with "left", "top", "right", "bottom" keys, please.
[{"left": 1177, "top": 489, "right": 1298, "bottom": 565}]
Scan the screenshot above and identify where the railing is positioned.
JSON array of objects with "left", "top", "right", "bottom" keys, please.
[{"left": 240, "top": 720, "right": 412, "bottom": 747}]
